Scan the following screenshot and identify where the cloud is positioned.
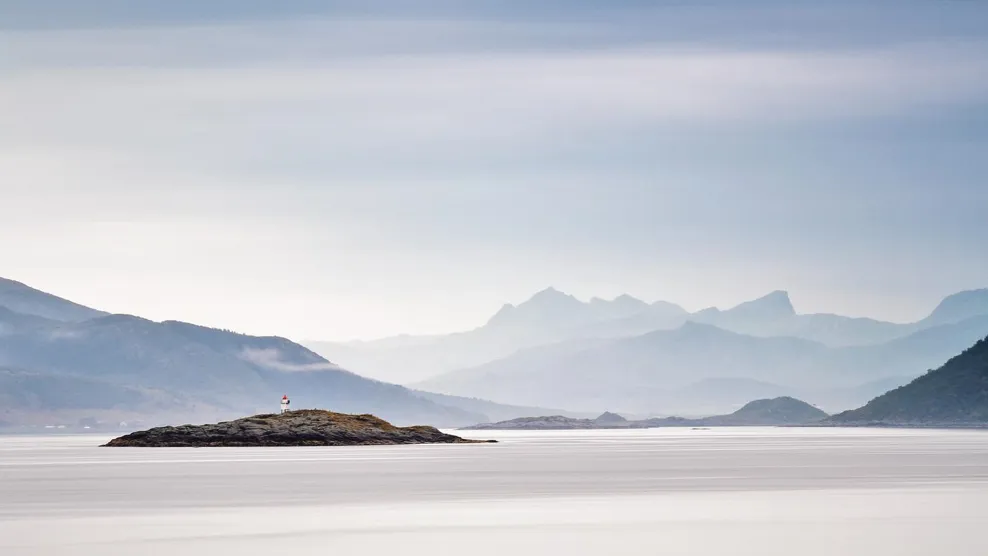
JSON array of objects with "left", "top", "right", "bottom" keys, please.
[
  {"left": 47, "top": 328, "right": 86, "bottom": 340},
  {"left": 3, "top": 8, "right": 986, "bottom": 178},
  {"left": 2, "top": 17, "right": 607, "bottom": 69},
  {"left": 239, "top": 347, "right": 343, "bottom": 372},
  {"left": 3, "top": 40, "right": 987, "bottom": 172}
]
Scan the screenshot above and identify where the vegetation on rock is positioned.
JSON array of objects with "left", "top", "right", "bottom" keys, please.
[{"left": 829, "top": 337, "right": 988, "bottom": 425}]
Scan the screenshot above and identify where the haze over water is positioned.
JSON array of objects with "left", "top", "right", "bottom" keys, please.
[{"left": 3, "top": 428, "right": 988, "bottom": 555}]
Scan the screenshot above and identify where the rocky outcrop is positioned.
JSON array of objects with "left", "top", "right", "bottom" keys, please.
[{"left": 103, "top": 409, "right": 495, "bottom": 447}]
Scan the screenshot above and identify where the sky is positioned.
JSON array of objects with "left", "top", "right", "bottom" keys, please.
[{"left": 2, "top": 0, "right": 987, "bottom": 341}]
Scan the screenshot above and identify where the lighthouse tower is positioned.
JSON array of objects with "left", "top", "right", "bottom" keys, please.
[{"left": 280, "top": 394, "right": 290, "bottom": 414}]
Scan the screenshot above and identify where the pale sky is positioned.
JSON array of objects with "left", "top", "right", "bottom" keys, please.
[{"left": 2, "top": 1, "right": 987, "bottom": 341}]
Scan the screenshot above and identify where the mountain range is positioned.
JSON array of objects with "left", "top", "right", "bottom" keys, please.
[
  {"left": 412, "top": 314, "right": 988, "bottom": 414},
  {"left": 5, "top": 275, "right": 988, "bottom": 429},
  {"left": 307, "top": 287, "right": 988, "bottom": 385},
  {"left": 0, "top": 277, "right": 554, "bottom": 429}
]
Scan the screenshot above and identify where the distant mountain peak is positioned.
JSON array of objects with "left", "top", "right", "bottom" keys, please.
[
  {"left": 757, "top": 289, "right": 794, "bottom": 307},
  {"left": 590, "top": 293, "right": 648, "bottom": 309},
  {"left": 529, "top": 286, "right": 574, "bottom": 301},
  {"left": 613, "top": 293, "right": 647, "bottom": 306},
  {"left": 726, "top": 290, "right": 795, "bottom": 319},
  {"left": 651, "top": 299, "right": 686, "bottom": 310},
  {"left": 518, "top": 287, "right": 584, "bottom": 310},
  {"left": 924, "top": 288, "right": 988, "bottom": 326},
  {"left": 486, "top": 287, "right": 584, "bottom": 327}
]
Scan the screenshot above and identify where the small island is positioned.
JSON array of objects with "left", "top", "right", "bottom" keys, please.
[{"left": 103, "top": 409, "right": 496, "bottom": 447}]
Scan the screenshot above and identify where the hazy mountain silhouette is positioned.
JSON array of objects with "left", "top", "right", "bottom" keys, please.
[
  {"left": 10, "top": 276, "right": 986, "bottom": 427},
  {"left": 308, "top": 287, "right": 988, "bottom": 384},
  {"left": 717, "top": 289, "right": 988, "bottom": 346},
  {"left": 410, "top": 390, "right": 592, "bottom": 422},
  {"left": 0, "top": 277, "right": 106, "bottom": 322},
  {"left": 0, "top": 366, "right": 168, "bottom": 413},
  {"left": 0, "top": 305, "right": 57, "bottom": 334},
  {"left": 0, "top": 312, "right": 486, "bottom": 427},
  {"left": 921, "top": 289, "right": 988, "bottom": 327},
  {"left": 306, "top": 288, "right": 687, "bottom": 383},
  {"left": 0, "top": 278, "right": 557, "bottom": 428},
  {"left": 589, "top": 294, "right": 651, "bottom": 320},
  {"left": 487, "top": 287, "right": 594, "bottom": 329},
  {"left": 490, "top": 288, "right": 675, "bottom": 329},
  {"left": 692, "top": 290, "right": 795, "bottom": 329},
  {"left": 413, "top": 323, "right": 825, "bottom": 412},
  {"left": 414, "top": 316, "right": 988, "bottom": 415},
  {"left": 829, "top": 336, "right": 988, "bottom": 425},
  {"left": 808, "top": 375, "right": 916, "bottom": 413}
]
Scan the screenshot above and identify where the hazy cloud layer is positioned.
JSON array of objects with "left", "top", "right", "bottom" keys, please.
[{"left": 2, "top": 1, "right": 987, "bottom": 340}]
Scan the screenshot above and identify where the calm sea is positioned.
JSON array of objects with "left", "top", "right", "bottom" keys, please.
[{"left": 2, "top": 427, "right": 987, "bottom": 555}]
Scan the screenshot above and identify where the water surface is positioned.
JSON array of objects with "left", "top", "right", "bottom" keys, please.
[{"left": 2, "top": 427, "right": 987, "bottom": 555}]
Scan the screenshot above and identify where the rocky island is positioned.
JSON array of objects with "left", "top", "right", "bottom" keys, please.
[{"left": 103, "top": 409, "right": 495, "bottom": 447}]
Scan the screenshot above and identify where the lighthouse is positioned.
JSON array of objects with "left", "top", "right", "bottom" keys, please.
[{"left": 280, "top": 394, "right": 291, "bottom": 414}]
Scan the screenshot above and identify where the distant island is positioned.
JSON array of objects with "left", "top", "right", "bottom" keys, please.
[
  {"left": 463, "top": 412, "right": 645, "bottom": 431},
  {"left": 103, "top": 409, "right": 496, "bottom": 447},
  {"left": 462, "top": 397, "right": 828, "bottom": 430}
]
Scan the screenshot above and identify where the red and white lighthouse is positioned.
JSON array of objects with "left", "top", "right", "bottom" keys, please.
[{"left": 280, "top": 394, "right": 290, "bottom": 414}]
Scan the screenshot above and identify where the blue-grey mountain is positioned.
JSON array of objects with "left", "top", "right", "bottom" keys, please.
[
  {"left": 308, "top": 288, "right": 988, "bottom": 385},
  {"left": 414, "top": 316, "right": 988, "bottom": 415},
  {"left": 0, "top": 277, "right": 106, "bottom": 323},
  {"left": 0, "top": 278, "right": 547, "bottom": 429}
]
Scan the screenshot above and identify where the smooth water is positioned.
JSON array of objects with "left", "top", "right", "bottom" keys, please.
[{"left": 2, "top": 427, "right": 988, "bottom": 555}]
